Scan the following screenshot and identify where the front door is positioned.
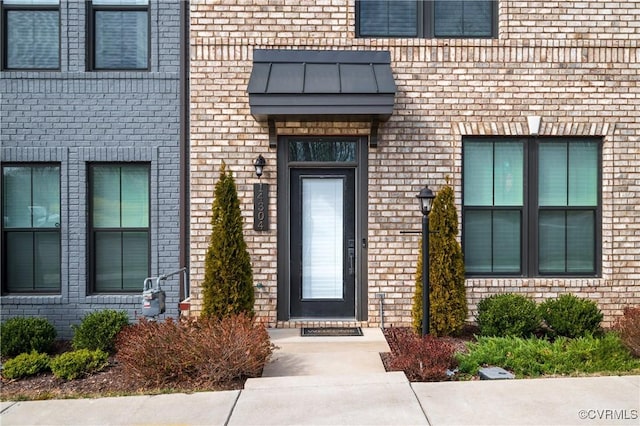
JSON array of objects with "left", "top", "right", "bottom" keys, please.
[{"left": 290, "top": 168, "right": 356, "bottom": 317}]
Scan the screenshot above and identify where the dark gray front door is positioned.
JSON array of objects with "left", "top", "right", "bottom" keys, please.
[{"left": 290, "top": 168, "right": 356, "bottom": 317}]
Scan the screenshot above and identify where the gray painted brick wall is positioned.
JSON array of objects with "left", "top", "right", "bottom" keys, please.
[{"left": 0, "top": 1, "right": 183, "bottom": 338}]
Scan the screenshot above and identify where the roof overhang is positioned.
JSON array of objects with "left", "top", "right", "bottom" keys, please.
[{"left": 247, "top": 49, "right": 396, "bottom": 123}]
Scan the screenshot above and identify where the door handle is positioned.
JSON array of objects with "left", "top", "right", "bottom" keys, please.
[{"left": 348, "top": 248, "right": 355, "bottom": 275}]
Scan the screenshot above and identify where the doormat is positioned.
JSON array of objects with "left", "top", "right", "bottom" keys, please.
[{"left": 301, "top": 327, "right": 363, "bottom": 337}]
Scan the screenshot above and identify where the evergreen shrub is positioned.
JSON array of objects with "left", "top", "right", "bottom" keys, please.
[
  {"left": 71, "top": 310, "right": 129, "bottom": 353},
  {"left": 538, "top": 294, "right": 603, "bottom": 338},
  {"left": 201, "top": 162, "right": 254, "bottom": 318},
  {"left": 457, "top": 333, "right": 640, "bottom": 378},
  {"left": 2, "top": 351, "right": 51, "bottom": 380},
  {"left": 412, "top": 184, "right": 467, "bottom": 336},
  {"left": 50, "top": 349, "right": 109, "bottom": 380},
  {"left": 0, "top": 317, "right": 57, "bottom": 357},
  {"left": 476, "top": 293, "right": 540, "bottom": 337}
]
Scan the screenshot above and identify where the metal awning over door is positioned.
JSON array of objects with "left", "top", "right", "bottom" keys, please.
[{"left": 247, "top": 49, "right": 396, "bottom": 122}]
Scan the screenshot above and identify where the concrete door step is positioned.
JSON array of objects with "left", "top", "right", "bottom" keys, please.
[
  {"left": 247, "top": 371, "right": 408, "bottom": 389},
  {"left": 261, "top": 350, "right": 387, "bottom": 377}
]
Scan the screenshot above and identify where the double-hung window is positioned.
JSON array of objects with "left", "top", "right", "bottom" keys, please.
[
  {"left": 87, "top": 0, "right": 149, "bottom": 70},
  {"left": 89, "top": 164, "right": 150, "bottom": 293},
  {"left": 356, "top": 0, "right": 496, "bottom": 38},
  {"left": 2, "top": 0, "right": 60, "bottom": 70},
  {"left": 463, "top": 137, "right": 601, "bottom": 277},
  {"left": 2, "top": 164, "right": 61, "bottom": 293}
]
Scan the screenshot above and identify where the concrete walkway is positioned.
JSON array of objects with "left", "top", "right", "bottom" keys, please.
[{"left": 2, "top": 328, "right": 639, "bottom": 425}]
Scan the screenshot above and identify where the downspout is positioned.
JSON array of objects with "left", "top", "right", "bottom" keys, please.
[{"left": 178, "top": 0, "right": 190, "bottom": 309}]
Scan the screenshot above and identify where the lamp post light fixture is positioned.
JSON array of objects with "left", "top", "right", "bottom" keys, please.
[
  {"left": 416, "top": 185, "right": 436, "bottom": 336},
  {"left": 254, "top": 154, "right": 266, "bottom": 178}
]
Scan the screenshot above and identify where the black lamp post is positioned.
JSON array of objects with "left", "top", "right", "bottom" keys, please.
[
  {"left": 416, "top": 186, "right": 435, "bottom": 336},
  {"left": 254, "top": 155, "right": 266, "bottom": 178}
]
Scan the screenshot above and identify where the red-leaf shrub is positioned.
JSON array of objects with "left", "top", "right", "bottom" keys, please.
[
  {"left": 115, "top": 314, "right": 273, "bottom": 389},
  {"left": 385, "top": 328, "right": 457, "bottom": 382},
  {"left": 614, "top": 306, "right": 640, "bottom": 357}
]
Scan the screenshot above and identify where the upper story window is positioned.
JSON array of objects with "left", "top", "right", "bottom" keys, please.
[
  {"left": 356, "top": 0, "right": 497, "bottom": 38},
  {"left": 1, "top": 0, "right": 60, "bottom": 70},
  {"left": 87, "top": 0, "right": 149, "bottom": 71},
  {"left": 2, "top": 164, "right": 61, "bottom": 294},
  {"left": 462, "top": 137, "right": 601, "bottom": 278}
]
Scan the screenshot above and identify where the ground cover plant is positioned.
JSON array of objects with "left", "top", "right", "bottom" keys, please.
[{"left": 456, "top": 333, "right": 640, "bottom": 378}]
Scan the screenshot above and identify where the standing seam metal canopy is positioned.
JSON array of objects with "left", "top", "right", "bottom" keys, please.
[{"left": 247, "top": 49, "right": 396, "bottom": 121}]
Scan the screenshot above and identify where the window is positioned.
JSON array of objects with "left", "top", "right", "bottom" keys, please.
[
  {"left": 2, "top": 0, "right": 60, "bottom": 70},
  {"left": 356, "top": 0, "right": 496, "bottom": 38},
  {"left": 87, "top": 0, "right": 149, "bottom": 70},
  {"left": 2, "top": 164, "right": 61, "bottom": 293},
  {"left": 89, "top": 164, "right": 149, "bottom": 293},
  {"left": 463, "top": 137, "right": 601, "bottom": 277}
]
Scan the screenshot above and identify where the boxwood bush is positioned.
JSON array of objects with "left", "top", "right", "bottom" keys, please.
[
  {"left": 476, "top": 294, "right": 540, "bottom": 338},
  {"left": 71, "top": 310, "right": 129, "bottom": 353},
  {"left": 538, "top": 294, "right": 603, "bottom": 338},
  {"left": 0, "top": 317, "right": 57, "bottom": 357}
]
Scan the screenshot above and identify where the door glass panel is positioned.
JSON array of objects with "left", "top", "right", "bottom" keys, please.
[
  {"left": 302, "top": 178, "right": 343, "bottom": 299},
  {"left": 289, "top": 140, "right": 356, "bottom": 162}
]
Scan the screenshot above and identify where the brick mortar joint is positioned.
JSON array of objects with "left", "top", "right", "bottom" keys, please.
[{"left": 191, "top": 37, "right": 640, "bottom": 50}]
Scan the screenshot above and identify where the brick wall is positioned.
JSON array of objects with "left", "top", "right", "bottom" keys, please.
[
  {"left": 0, "top": 1, "right": 183, "bottom": 338},
  {"left": 190, "top": 0, "right": 640, "bottom": 327}
]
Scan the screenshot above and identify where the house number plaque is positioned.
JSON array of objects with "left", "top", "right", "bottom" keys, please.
[{"left": 253, "top": 183, "right": 269, "bottom": 231}]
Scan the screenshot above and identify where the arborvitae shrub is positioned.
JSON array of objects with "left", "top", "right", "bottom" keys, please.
[
  {"left": 538, "top": 294, "right": 603, "bottom": 338},
  {"left": 412, "top": 185, "right": 467, "bottom": 336},
  {"left": 476, "top": 293, "right": 540, "bottom": 337},
  {"left": 50, "top": 349, "right": 109, "bottom": 380},
  {"left": 2, "top": 351, "right": 51, "bottom": 380},
  {"left": 71, "top": 310, "right": 129, "bottom": 353},
  {"left": 201, "top": 162, "right": 255, "bottom": 318},
  {"left": 614, "top": 306, "right": 640, "bottom": 357},
  {"left": 0, "top": 317, "right": 57, "bottom": 357}
]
